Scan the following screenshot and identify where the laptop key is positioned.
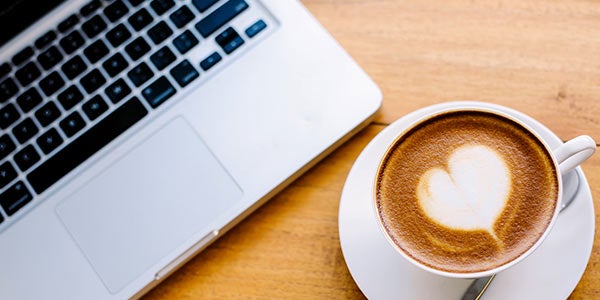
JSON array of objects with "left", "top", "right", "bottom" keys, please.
[
  {"left": 105, "top": 78, "right": 131, "bottom": 104},
  {"left": 15, "top": 62, "right": 41, "bottom": 87},
  {"left": 81, "top": 0, "right": 102, "bottom": 17},
  {"left": 173, "top": 30, "right": 198, "bottom": 54},
  {"left": 35, "top": 31, "right": 57, "bottom": 50},
  {"left": 0, "top": 63, "right": 11, "bottom": 79},
  {"left": 82, "top": 15, "right": 108, "bottom": 39},
  {"left": 192, "top": 0, "right": 219, "bottom": 13},
  {"left": 129, "top": 8, "right": 154, "bottom": 31},
  {"left": 0, "top": 181, "right": 33, "bottom": 216},
  {"left": 38, "top": 46, "right": 64, "bottom": 70},
  {"left": 28, "top": 97, "right": 148, "bottom": 194},
  {"left": 151, "top": 0, "right": 175, "bottom": 16},
  {"left": 150, "top": 46, "right": 176, "bottom": 70},
  {"left": 103, "top": 53, "right": 129, "bottom": 77},
  {"left": 84, "top": 40, "right": 110, "bottom": 64},
  {"left": 60, "top": 30, "right": 85, "bottom": 54},
  {"left": 245, "top": 19, "right": 267, "bottom": 38},
  {"left": 200, "top": 52, "right": 221, "bottom": 71},
  {"left": 195, "top": 0, "right": 249, "bottom": 38},
  {"left": 0, "top": 77, "right": 19, "bottom": 103},
  {"left": 58, "top": 85, "right": 84, "bottom": 110},
  {"left": 12, "top": 118, "right": 39, "bottom": 144},
  {"left": 37, "top": 128, "right": 63, "bottom": 155},
  {"left": 125, "top": 37, "right": 151, "bottom": 61},
  {"left": 148, "top": 21, "right": 173, "bottom": 45},
  {"left": 62, "top": 55, "right": 88, "bottom": 80},
  {"left": 106, "top": 24, "right": 132, "bottom": 47},
  {"left": 35, "top": 101, "right": 61, "bottom": 127},
  {"left": 215, "top": 27, "right": 244, "bottom": 54},
  {"left": 80, "top": 69, "right": 107, "bottom": 94},
  {"left": 0, "top": 134, "right": 16, "bottom": 161},
  {"left": 39, "top": 72, "right": 65, "bottom": 96},
  {"left": 142, "top": 76, "right": 176, "bottom": 108},
  {"left": 128, "top": 62, "right": 154, "bottom": 87},
  {"left": 104, "top": 0, "right": 129, "bottom": 23},
  {"left": 82, "top": 95, "right": 108, "bottom": 121},
  {"left": 170, "top": 60, "right": 199, "bottom": 88},
  {"left": 58, "top": 14, "right": 80, "bottom": 33},
  {"left": 60, "top": 111, "right": 86, "bottom": 138},
  {"left": 170, "top": 5, "right": 195, "bottom": 29},
  {"left": 17, "top": 88, "right": 43, "bottom": 113},
  {"left": 0, "top": 103, "right": 20, "bottom": 129},
  {"left": 0, "top": 161, "right": 17, "bottom": 190},
  {"left": 14, "top": 145, "right": 40, "bottom": 172},
  {"left": 12, "top": 47, "right": 35, "bottom": 66}
]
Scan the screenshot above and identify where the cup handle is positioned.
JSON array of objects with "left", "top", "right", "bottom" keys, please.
[{"left": 553, "top": 135, "right": 596, "bottom": 175}]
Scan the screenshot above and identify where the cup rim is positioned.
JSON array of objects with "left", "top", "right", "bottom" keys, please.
[{"left": 372, "top": 105, "right": 563, "bottom": 279}]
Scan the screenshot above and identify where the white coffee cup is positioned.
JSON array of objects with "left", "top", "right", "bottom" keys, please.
[{"left": 373, "top": 106, "right": 596, "bottom": 279}]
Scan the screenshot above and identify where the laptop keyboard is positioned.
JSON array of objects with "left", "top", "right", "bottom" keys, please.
[{"left": 0, "top": 0, "right": 272, "bottom": 228}]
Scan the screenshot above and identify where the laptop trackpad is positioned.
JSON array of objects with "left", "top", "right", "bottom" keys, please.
[{"left": 56, "top": 118, "right": 243, "bottom": 293}]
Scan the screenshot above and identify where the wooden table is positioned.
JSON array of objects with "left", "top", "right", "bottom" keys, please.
[{"left": 145, "top": 0, "right": 600, "bottom": 298}]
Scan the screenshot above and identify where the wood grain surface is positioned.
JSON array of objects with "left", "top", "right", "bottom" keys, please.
[{"left": 144, "top": 0, "right": 600, "bottom": 298}]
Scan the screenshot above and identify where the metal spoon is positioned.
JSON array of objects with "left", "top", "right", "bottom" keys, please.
[{"left": 461, "top": 170, "right": 581, "bottom": 300}]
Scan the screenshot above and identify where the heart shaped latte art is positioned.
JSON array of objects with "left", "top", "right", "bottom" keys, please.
[{"left": 416, "top": 145, "right": 511, "bottom": 239}]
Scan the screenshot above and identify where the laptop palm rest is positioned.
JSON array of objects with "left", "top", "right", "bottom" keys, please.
[{"left": 56, "top": 117, "right": 243, "bottom": 293}]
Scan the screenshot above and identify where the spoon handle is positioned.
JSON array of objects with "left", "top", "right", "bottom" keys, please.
[{"left": 461, "top": 275, "right": 495, "bottom": 300}]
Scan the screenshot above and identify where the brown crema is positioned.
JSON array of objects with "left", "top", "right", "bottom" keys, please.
[{"left": 376, "top": 110, "right": 558, "bottom": 274}]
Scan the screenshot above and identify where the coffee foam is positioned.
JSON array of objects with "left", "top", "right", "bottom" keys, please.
[
  {"left": 376, "top": 111, "right": 558, "bottom": 273},
  {"left": 417, "top": 145, "right": 510, "bottom": 241}
]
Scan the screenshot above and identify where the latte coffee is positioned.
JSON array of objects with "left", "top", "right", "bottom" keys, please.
[{"left": 375, "top": 110, "right": 559, "bottom": 274}]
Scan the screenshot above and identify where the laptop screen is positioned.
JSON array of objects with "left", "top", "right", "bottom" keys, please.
[{"left": 0, "top": 0, "right": 66, "bottom": 47}]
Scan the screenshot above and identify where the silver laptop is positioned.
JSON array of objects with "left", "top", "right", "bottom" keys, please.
[{"left": 0, "top": 0, "right": 381, "bottom": 298}]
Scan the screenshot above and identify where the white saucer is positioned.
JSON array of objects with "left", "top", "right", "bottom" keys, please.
[{"left": 338, "top": 101, "right": 595, "bottom": 299}]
